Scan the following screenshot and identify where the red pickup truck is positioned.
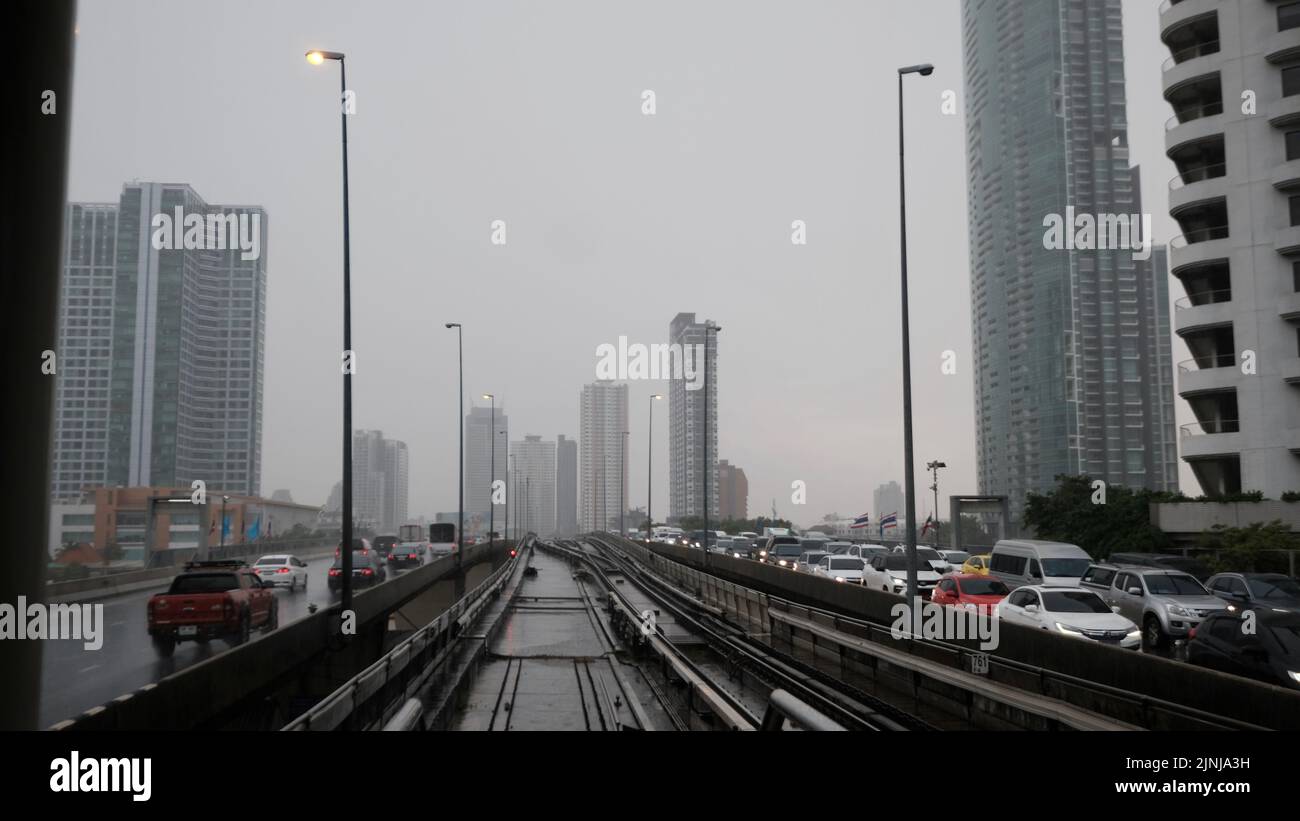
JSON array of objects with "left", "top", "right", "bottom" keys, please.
[{"left": 147, "top": 560, "right": 279, "bottom": 657}]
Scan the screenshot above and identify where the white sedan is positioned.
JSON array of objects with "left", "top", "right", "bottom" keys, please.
[
  {"left": 812, "top": 555, "right": 866, "bottom": 584},
  {"left": 252, "top": 554, "right": 310, "bottom": 591},
  {"left": 995, "top": 585, "right": 1140, "bottom": 649}
]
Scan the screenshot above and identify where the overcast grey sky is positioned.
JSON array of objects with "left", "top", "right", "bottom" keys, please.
[{"left": 65, "top": 0, "right": 1191, "bottom": 526}]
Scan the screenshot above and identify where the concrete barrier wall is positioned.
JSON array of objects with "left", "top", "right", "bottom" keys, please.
[
  {"left": 54, "top": 542, "right": 511, "bottom": 730},
  {"left": 641, "top": 541, "right": 1300, "bottom": 730},
  {"left": 45, "top": 543, "right": 338, "bottom": 603}
]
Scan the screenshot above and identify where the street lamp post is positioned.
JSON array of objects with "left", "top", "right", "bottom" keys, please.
[
  {"left": 646, "top": 394, "right": 662, "bottom": 543},
  {"left": 703, "top": 323, "right": 721, "bottom": 568},
  {"left": 446, "top": 323, "right": 464, "bottom": 568},
  {"left": 927, "top": 460, "right": 947, "bottom": 548},
  {"left": 897, "top": 62, "right": 934, "bottom": 604},
  {"left": 620, "top": 430, "right": 629, "bottom": 537},
  {"left": 525, "top": 476, "right": 530, "bottom": 537},
  {"left": 306, "top": 47, "right": 356, "bottom": 613},
  {"left": 484, "top": 394, "right": 496, "bottom": 549},
  {"left": 507, "top": 452, "right": 514, "bottom": 541}
]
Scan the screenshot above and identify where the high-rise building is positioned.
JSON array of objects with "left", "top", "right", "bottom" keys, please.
[
  {"left": 717, "top": 459, "right": 748, "bottom": 521},
  {"left": 511, "top": 435, "right": 556, "bottom": 537},
  {"left": 962, "top": 0, "right": 1178, "bottom": 523},
  {"left": 351, "top": 430, "right": 408, "bottom": 532},
  {"left": 465, "top": 405, "right": 508, "bottom": 529},
  {"left": 52, "top": 182, "right": 267, "bottom": 500},
  {"left": 1159, "top": 0, "right": 1300, "bottom": 496},
  {"left": 668, "top": 312, "right": 719, "bottom": 522},
  {"left": 873, "top": 481, "right": 905, "bottom": 524},
  {"left": 579, "top": 381, "right": 627, "bottom": 532},
  {"left": 556, "top": 434, "right": 578, "bottom": 536}
]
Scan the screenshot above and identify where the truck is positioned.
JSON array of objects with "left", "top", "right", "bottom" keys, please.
[
  {"left": 398, "top": 524, "right": 424, "bottom": 543},
  {"left": 146, "top": 560, "right": 278, "bottom": 658}
]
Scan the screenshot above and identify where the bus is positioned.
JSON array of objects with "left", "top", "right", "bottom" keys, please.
[{"left": 429, "top": 523, "right": 457, "bottom": 557}]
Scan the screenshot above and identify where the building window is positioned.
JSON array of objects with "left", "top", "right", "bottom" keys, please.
[
  {"left": 1295, "top": 261, "right": 1300, "bottom": 292},
  {"left": 1282, "top": 2, "right": 1300, "bottom": 31},
  {"left": 1289, "top": 131, "right": 1300, "bottom": 161},
  {"left": 1291, "top": 195, "right": 1300, "bottom": 226},
  {"left": 1286, "top": 66, "right": 1300, "bottom": 97}
]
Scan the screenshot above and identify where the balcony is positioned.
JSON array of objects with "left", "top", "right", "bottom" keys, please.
[
  {"left": 1163, "top": 42, "right": 1223, "bottom": 90},
  {"left": 1177, "top": 355, "right": 1239, "bottom": 395},
  {"left": 1280, "top": 291, "right": 1300, "bottom": 322},
  {"left": 1276, "top": 225, "right": 1300, "bottom": 256},
  {"left": 1179, "top": 421, "right": 1242, "bottom": 461},
  {"left": 1174, "top": 300, "right": 1233, "bottom": 337},
  {"left": 1173, "top": 288, "right": 1231, "bottom": 309},
  {"left": 1283, "top": 358, "right": 1300, "bottom": 385},
  {"left": 1159, "top": 0, "right": 1218, "bottom": 37},
  {"left": 1265, "top": 26, "right": 1300, "bottom": 65},
  {"left": 1169, "top": 164, "right": 1227, "bottom": 211},
  {"left": 1272, "top": 160, "right": 1300, "bottom": 190},
  {"left": 1269, "top": 93, "right": 1300, "bottom": 128}
]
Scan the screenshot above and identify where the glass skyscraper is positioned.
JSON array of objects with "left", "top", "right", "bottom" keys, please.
[
  {"left": 53, "top": 182, "right": 267, "bottom": 500},
  {"left": 962, "top": 0, "right": 1178, "bottom": 522}
]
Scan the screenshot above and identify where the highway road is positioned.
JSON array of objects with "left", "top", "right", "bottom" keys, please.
[{"left": 39, "top": 552, "right": 432, "bottom": 728}]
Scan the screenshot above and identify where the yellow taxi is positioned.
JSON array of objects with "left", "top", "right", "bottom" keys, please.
[{"left": 960, "top": 554, "right": 991, "bottom": 576}]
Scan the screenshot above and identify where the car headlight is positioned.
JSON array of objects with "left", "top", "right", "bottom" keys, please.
[
  {"left": 1126, "top": 629, "right": 1141, "bottom": 642},
  {"left": 1168, "top": 605, "right": 1193, "bottom": 618},
  {"left": 1054, "top": 622, "right": 1084, "bottom": 636},
  {"left": 759, "top": 551, "right": 767, "bottom": 558},
  {"left": 1289, "top": 671, "right": 1300, "bottom": 684},
  {"left": 778, "top": 560, "right": 787, "bottom": 567},
  {"left": 733, "top": 552, "right": 741, "bottom": 558},
  {"left": 835, "top": 576, "right": 845, "bottom": 582}
]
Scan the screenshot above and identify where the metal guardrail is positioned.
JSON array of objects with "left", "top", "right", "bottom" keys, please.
[
  {"left": 283, "top": 538, "right": 528, "bottom": 731},
  {"left": 760, "top": 689, "right": 845, "bottom": 731}
]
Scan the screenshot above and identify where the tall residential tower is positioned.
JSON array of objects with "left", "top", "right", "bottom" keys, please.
[{"left": 962, "top": 0, "right": 1178, "bottom": 522}]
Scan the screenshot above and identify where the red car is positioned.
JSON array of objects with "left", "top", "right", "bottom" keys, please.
[
  {"left": 147, "top": 560, "right": 278, "bottom": 657},
  {"left": 930, "top": 573, "right": 1011, "bottom": 613}
]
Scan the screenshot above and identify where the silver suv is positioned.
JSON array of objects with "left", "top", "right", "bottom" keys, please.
[{"left": 1083, "top": 564, "right": 1227, "bottom": 649}]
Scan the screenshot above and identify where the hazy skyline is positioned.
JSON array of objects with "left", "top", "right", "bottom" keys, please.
[{"left": 64, "top": 0, "right": 1194, "bottom": 527}]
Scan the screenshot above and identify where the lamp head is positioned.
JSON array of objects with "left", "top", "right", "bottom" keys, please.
[
  {"left": 899, "top": 63, "right": 935, "bottom": 76},
  {"left": 306, "top": 50, "right": 345, "bottom": 65}
]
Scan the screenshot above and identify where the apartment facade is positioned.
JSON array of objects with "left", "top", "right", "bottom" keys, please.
[
  {"left": 352, "top": 430, "right": 408, "bottom": 532},
  {"left": 579, "top": 381, "right": 628, "bottom": 532},
  {"left": 511, "top": 435, "right": 557, "bottom": 537},
  {"left": 717, "top": 459, "right": 748, "bottom": 521},
  {"left": 53, "top": 182, "right": 267, "bottom": 500},
  {"left": 1159, "top": 0, "right": 1300, "bottom": 495},
  {"left": 556, "top": 434, "right": 578, "bottom": 536},
  {"left": 962, "top": 0, "right": 1179, "bottom": 522},
  {"left": 465, "top": 405, "right": 508, "bottom": 527},
  {"left": 668, "top": 312, "right": 719, "bottom": 521}
]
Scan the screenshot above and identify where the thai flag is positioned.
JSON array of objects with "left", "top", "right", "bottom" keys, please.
[
  {"left": 850, "top": 512, "right": 871, "bottom": 529},
  {"left": 920, "top": 513, "right": 935, "bottom": 537},
  {"left": 880, "top": 512, "right": 898, "bottom": 530}
]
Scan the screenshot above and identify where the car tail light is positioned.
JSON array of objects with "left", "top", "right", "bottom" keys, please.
[
  {"left": 278, "top": 567, "right": 290, "bottom": 573},
  {"left": 510, "top": 549, "right": 517, "bottom": 557},
  {"left": 361, "top": 568, "right": 373, "bottom": 576},
  {"left": 409, "top": 553, "right": 417, "bottom": 559},
  {"left": 329, "top": 568, "right": 341, "bottom": 577},
  {"left": 1188, "top": 627, "right": 1197, "bottom": 640}
]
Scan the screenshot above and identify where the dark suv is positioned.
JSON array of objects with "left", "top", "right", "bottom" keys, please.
[{"left": 373, "top": 535, "right": 400, "bottom": 558}]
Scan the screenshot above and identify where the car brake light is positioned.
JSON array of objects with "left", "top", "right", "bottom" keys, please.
[
  {"left": 329, "top": 568, "right": 341, "bottom": 576},
  {"left": 409, "top": 553, "right": 417, "bottom": 559},
  {"left": 361, "top": 568, "right": 373, "bottom": 576},
  {"left": 1188, "top": 627, "right": 1197, "bottom": 640},
  {"left": 278, "top": 567, "right": 290, "bottom": 573}
]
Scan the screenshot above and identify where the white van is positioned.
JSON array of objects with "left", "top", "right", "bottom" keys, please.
[{"left": 988, "top": 539, "right": 1092, "bottom": 588}]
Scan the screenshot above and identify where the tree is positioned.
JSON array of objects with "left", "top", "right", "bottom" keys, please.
[
  {"left": 1022, "top": 475, "right": 1173, "bottom": 559},
  {"left": 1197, "top": 521, "right": 1297, "bottom": 574}
]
